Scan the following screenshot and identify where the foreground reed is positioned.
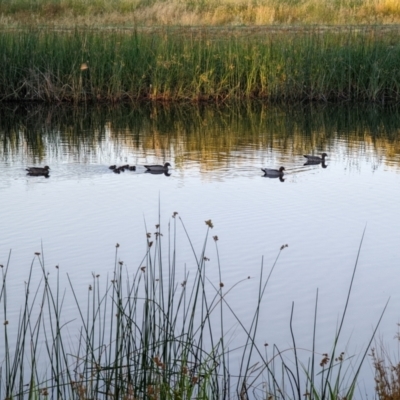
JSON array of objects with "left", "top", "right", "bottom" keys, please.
[
  {"left": 1, "top": 28, "right": 400, "bottom": 103},
  {"left": 0, "top": 217, "right": 385, "bottom": 399}
]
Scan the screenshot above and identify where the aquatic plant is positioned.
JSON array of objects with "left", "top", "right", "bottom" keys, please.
[
  {"left": 371, "top": 328, "right": 400, "bottom": 400},
  {"left": 0, "top": 218, "right": 386, "bottom": 399},
  {"left": 1, "top": 28, "right": 400, "bottom": 103}
]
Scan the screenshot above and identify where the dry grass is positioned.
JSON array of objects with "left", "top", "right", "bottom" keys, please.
[
  {"left": 1, "top": 0, "right": 400, "bottom": 28},
  {"left": 371, "top": 328, "right": 400, "bottom": 400}
]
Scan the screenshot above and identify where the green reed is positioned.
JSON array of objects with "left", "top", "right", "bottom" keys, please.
[
  {"left": 0, "top": 217, "right": 386, "bottom": 399},
  {"left": 1, "top": 28, "right": 400, "bottom": 103}
]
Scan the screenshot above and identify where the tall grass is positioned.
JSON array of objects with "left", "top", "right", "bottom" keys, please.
[
  {"left": 0, "top": 0, "right": 400, "bottom": 26},
  {"left": 1, "top": 28, "right": 400, "bottom": 103},
  {"left": 0, "top": 216, "right": 386, "bottom": 399}
]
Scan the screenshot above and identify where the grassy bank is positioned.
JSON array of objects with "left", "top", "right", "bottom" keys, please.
[
  {"left": 1, "top": 0, "right": 400, "bottom": 27},
  {"left": 1, "top": 28, "right": 400, "bottom": 103},
  {"left": 0, "top": 217, "right": 385, "bottom": 399}
]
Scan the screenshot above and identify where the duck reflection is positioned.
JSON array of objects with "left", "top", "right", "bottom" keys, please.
[
  {"left": 261, "top": 167, "right": 285, "bottom": 182},
  {"left": 303, "top": 160, "right": 328, "bottom": 168},
  {"left": 303, "top": 153, "right": 328, "bottom": 168},
  {"left": 145, "top": 170, "right": 171, "bottom": 177}
]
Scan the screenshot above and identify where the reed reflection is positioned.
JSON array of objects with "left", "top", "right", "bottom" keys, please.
[{"left": 1, "top": 104, "right": 400, "bottom": 171}]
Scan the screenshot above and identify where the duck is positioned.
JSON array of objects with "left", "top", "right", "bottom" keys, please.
[
  {"left": 261, "top": 166, "right": 285, "bottom": 177},
  {"left": 109, "top": 165, "right": 117, "bottom": 170},
  {"left": 26, "top": 166, "right": 50, "bottom": 174},
  {"left": 303, "top": 153, "right": 328, "bottom": 162},
  {"left": 128, "top": 166, "right": 136, "bottom": 171},
  {"left": 144, "top": 162, "right": 171, "bottom": 172}
]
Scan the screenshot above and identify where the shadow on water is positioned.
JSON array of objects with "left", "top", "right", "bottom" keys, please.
[{"left": 1, "top": 102, "right": 400, "bottom": 169}]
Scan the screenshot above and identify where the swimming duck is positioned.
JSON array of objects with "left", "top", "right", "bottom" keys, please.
[
  {"left": 26, "top": 166, "right": 50, "bottom": 174},
  {"left": 261, "top": 166, "right": 285, "bottom": 177},
  {"left": 109, "top": 165, "right": 117, "bottom": 170},
  {"left": 128, "top": 166, "right": 136, "bottom": 171},
  {"left": 144, "top": 162, "right": 171, "bottom": 172},
  {"left": 303, "top": 153, "right": 328, "bottom": 162}
]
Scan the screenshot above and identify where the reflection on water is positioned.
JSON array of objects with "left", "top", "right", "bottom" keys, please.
[
  {"left": 1, "top": 103, "right": 400, "bottom": 396},
  {"left": 1, "top": 103, "right": 400, "bottom": 170}
]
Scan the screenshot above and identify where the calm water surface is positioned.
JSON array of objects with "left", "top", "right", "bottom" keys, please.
[{"left": 1, "top": 103, "right": 400, "bottom": 396}]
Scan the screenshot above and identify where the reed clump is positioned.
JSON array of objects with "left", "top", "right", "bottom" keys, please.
[
  {"left": 0, "top": 216, "right": 386, "bottom": 399},
  {"left": 371, "top": 332, "right": 400, "bottom": 400},
  {"left": 1, "top": 28, "right": 400, "bottom": 104}
]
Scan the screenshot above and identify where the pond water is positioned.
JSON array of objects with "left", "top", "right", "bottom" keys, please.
[{"left": 1, "top": 102, "right": 400, "bottom": 397}]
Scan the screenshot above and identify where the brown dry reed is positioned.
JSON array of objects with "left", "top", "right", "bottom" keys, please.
[
  {"left": 371, "top": 331, "right": 400, "bottom": 400},
  {"left": 1, "top": 27, "right": 400, "bottom": 104}
]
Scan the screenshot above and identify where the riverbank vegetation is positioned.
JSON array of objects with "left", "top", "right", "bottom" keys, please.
[
  {"left": 1, "top": 0, "right": 400, "bottom": 27},
  {"left": 1, "top": 27, "right": 400, "bottom": 103},
  {"left": 0, "top": 217, "right": 386, "bottom": 399}
]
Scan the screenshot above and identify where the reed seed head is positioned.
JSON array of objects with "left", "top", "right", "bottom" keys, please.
[
  {"left": 219, "top": 282, "right": 224, "bottom": 287},
  {"left": 320, "top": 353, "right": 330, "bottom": 367},
  {"left": 4, "top": 320, "right": 9, "bottom": 325},
  {"left": 119, "top": 261, "right": 123, "bottom": 265},
  {"left": 335, "top": 352, "right": 345, "bottom": 362},
  {"left": 35, "top": 252, "right": 40, "bottom": 256},
  {"left": 205, "top": 219, "right": 214, "bottom": 228},
  {"left": 213, "top": 235, "right": 219, "bottom": 241},
  {"left": 146, "top": 233, "right": 151, "bottom": 238},
  {"left": 116, "top": 243, "right": 120, "bottom": 248},
  {"left": 149, "top": 241, "right": 153, "bottom": 247},
  {"left": 89, "top": 285, "right": 92, "bottom": 291},
  {"left": 172, "top": 211, "right": 178, "bottom": 218},
  {"left": 141, "top": 266, "right": 146, "bottom": 272}
]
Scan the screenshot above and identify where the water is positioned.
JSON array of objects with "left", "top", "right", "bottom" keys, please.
[{"left": 1, "top": 103, "right": 400, "bottom": 397}]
